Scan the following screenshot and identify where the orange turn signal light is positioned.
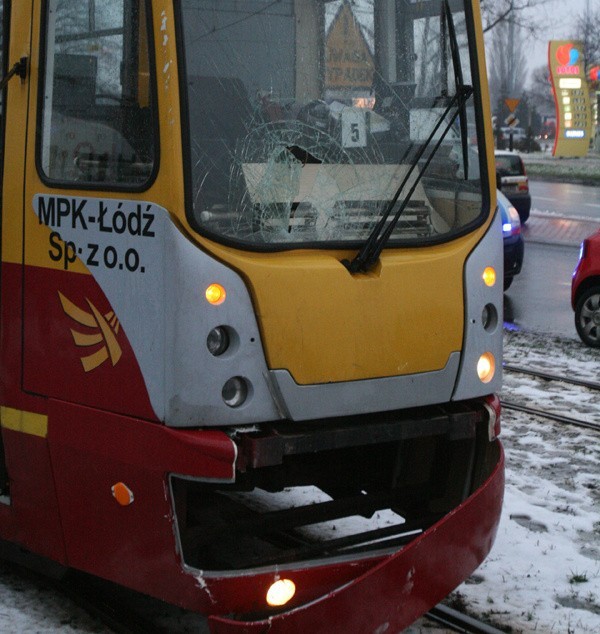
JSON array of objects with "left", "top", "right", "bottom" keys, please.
[
  {"left": 206, "top": 283, "right": 227, "bottom": 306},
  {"left": 482, "top": 267, "right": 496, "bottom": 287},
  {"left": 111, "top": 482, "right": 134, "bottom": 506}
]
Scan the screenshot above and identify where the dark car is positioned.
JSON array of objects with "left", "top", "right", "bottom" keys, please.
[
  {"left": 571, "top": 228, "right": 600, "bottom": 347},
  {"left": 498, "top": 189, "right": 524, "bottom": 291},
  {"left": 495, "top": 150, "right": 531, "bottom": 223}
]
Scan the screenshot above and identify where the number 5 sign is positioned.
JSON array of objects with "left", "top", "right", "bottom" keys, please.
[{"left": 341, "top": 108, "right": 367, "bottom": 148}]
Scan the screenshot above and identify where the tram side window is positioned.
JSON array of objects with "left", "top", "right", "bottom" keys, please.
[{"left": 39, "top": 0, "right": 156, "bottom": 187}]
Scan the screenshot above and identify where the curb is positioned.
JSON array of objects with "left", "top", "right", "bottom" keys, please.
[{"left": 522, "top": 212, "right": 600, "bottom": 248}]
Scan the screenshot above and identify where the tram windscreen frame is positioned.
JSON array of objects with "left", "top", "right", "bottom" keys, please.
[{"left": 178, "top": 0, "right": 489, "bottom": 250}]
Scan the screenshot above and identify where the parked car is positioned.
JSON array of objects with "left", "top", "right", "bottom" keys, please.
[
  {"left": 498, "top": 189, "right": 524, "bottom": 291},
  {"left": 571, "top": 228, "right": 600, "bottom": 347},
  {"left": 499, "top": 126, "right": 526, "bottom": 142},
  {"left": 495, "top": 150, "right": 531, "bottom": 223}
]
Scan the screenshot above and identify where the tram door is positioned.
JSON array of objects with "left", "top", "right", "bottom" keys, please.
[
  {"left": 0, "top": 0, "right": 35, "bottom": 498},
  {"left": 21, "top": 0, "right": 158, "bottom": 415},
  {"left": 0, "top": 0, "right": 8, "bottom": 495}
]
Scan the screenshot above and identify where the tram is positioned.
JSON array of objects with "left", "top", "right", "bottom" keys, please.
[{"left": 0, "top": 1, "right": 503, "bottom": 631}]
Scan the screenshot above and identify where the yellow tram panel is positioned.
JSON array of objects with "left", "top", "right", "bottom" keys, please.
[{"left": 204, "top": 232, "right": 481, "bottom": 385}]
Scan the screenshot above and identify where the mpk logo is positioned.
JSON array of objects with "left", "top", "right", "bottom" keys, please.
[{"left": 59, "top": 292, "right": 123, "bottom": 372}]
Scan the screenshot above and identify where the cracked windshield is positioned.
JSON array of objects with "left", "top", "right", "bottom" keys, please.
[{"left": 181, "top": 0, "right": 485, "bottom": 247}]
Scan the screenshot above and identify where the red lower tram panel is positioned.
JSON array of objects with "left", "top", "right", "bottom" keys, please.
[
  {"left": 186, "top": 400, "right": 503, "bottom": 632},
  {"left": 0, "top": 397, "right": 502, "bottom": 633},
  {"left": 210, "top": 447, "right": 503, "bottom": 633},
  {"left": 210, "top": 408, "right": 504, "bottom": 634}
]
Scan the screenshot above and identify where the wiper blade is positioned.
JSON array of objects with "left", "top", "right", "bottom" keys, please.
[
  {"left": 343, "top": 2, "right": 473, "bottom": 275},
  {"left": 444, "top": 0, "right": 470, "bottom": 180},
  {"left": 343, "top": 85, "right": 473, "bottom": 274},
  {"left": 0, "top": 57, "right": 27, "bottom": 91}
]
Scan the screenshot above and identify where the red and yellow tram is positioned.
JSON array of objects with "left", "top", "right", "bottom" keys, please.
[{"left": 0, "top": 1, "right": 503, "bottom": 631}]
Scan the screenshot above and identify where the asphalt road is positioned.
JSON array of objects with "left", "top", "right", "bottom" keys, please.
[
  {"left": 504, "top": 178, "right": 600, "bottom": 340},
  {"left": 529, "top": 180, "right": 600, "bottom": 220},
  {"left": 503, "top": 241, "right": 579, "bottom": 340}
]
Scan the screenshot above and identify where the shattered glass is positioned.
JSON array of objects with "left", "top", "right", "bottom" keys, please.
[{"left": 181, "top": 0, "right": 485, "bottom": 248}]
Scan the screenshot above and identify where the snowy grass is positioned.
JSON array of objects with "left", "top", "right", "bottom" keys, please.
[
  {"left": 522, "top": 151, "right": 600, "bottom": 185},
  {"left": 444, "top": 329, "right": 600, "bottom": 633}
]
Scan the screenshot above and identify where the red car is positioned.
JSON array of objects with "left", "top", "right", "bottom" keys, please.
[{"left": 572, "top": 229, "right": 600, "bottom": 347}]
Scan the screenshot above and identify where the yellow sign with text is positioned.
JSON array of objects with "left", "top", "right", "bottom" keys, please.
[
  {"left": 548, "top": 40, "right": 593, "bottom": 157},
  {"left": 325, "top": 3, "right": 374, "bottom": 91}
]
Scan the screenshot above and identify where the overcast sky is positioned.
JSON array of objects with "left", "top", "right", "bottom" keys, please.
[{"left": 523, "top": 0, "right": 593, "bottom": 77}]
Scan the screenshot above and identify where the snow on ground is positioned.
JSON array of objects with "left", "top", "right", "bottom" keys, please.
[
  {"left": 521, "top": 151, "right": 600, "bottom": 185},
  {"left": 410, "top": 329, "right": 600, "bottom": 633},
  {"left": 0, "top": 329, "right": 598, "bottom": 633},
  {"left": 0, "top": 563, "right": 112, "bottom": 633},
  {"left": 467, "top": 330, "right": 600, "bottom": 633}
]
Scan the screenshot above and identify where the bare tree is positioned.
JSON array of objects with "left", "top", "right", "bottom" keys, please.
[
  {"left": 480, "top": 0, "right": 551, "bottom": 36},
  {"left": 573, "top": 4, "right": 600, "bottom": 70},
  {"left": 487, "top": 16, "right": 528, "bottom": 110},
  {"left": 527, "top": 64, "right": 554, "bottom": 112}
]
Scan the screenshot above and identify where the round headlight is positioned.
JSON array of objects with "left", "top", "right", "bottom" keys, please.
[
  {"left": 266, "top": 579, "right": 296, "bottom": 607},
  {"left": 482, "top": 304, "right": 498, "bottom": 332},
  {"left": 222, "top": 377, "right": 248, "bottom": 408},
  {"left": 207, "top": 326, "right": 230, "bottom": 356},
  {"left": 477, "top": 352, "right": 495, "bottom": 383}
]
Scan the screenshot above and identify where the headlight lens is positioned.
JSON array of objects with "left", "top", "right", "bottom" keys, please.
[
  {"left": 222, "top": 377, "right": 248, "bottom": 407},
  {"left": 207, "top": 326, "right": 230, "bottom": 356},
  {"left": 482, "top": 304, "right": 498, "bottom": 332},
  {"left": 477, "top": 352, "right": 495, "bottom": 383},
  {"left": 266, "top": 579, "right": 296, "bottom": 607}
]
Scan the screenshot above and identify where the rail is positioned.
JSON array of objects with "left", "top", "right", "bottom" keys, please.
[
  {"left": 502, "top": 364, "right": 600, "bottom": 432},
  {"left": 427, "top": 604, "right": 507, "bottom": 634}
]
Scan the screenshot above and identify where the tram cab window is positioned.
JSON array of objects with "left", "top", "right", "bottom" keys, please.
[
  {"left": 39, "top": 0, "right": 156, "bottom": 188},
  {"left": 179, "top": 0, "right": 486, "bottom": 249}
]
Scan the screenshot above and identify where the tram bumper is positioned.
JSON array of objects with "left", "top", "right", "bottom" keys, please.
[{"left": 207, "top": 441, "right": 504, "bottom": 634}]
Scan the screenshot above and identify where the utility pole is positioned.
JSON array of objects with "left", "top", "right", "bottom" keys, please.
[
  {"left": 506, "top": 1, "right": 518, "bottom": 151},
  {"left": 507, "top": 11, "right": 515, "bottom": 97}
]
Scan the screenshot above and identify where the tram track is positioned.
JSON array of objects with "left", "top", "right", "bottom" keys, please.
[
  {"left": 501, "top": 400, "right": 600, "bottom": 432},
  {"left": 502, "top": 364, "right": 600, "bottom": 432},
  {"left": 503, "top": 363, "right": 600, "bottom": 392},
  {"left": 426, "top": 604, "right": 507, "bottom": 634}
]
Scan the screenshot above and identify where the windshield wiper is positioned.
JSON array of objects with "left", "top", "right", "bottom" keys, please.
[
  {"left": 444, "top": 0, "right": 470, "bottom": 181},
  {"left": 343, "top": 86, "right": 472, "bottom": 274},
  {"left": 343, "top": 4, "right": 472, "bottom": 275},
  {"left": 0, "top": 57, "right": 27, "bottom": 91}
]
